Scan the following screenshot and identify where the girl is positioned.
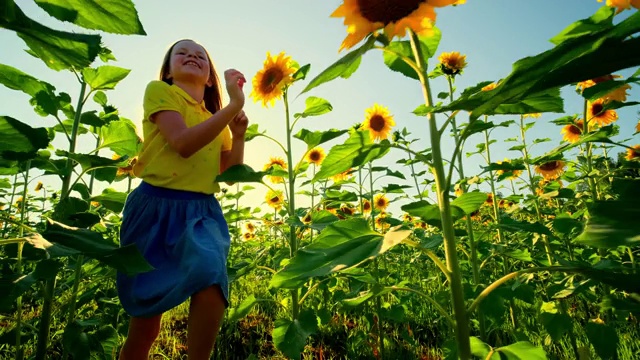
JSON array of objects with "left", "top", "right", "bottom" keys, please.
[{"left": 116, "top": 39, "right": 248, "bottom": 360}]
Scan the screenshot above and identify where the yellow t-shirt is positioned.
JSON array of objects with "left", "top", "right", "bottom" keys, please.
[{"left": 132, "top": 80, "right": 232, "bottom": 194}]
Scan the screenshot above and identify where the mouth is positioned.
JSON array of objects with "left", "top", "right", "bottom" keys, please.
[{"left": 183, "top": 60, "right": 200, "bottom": 68}]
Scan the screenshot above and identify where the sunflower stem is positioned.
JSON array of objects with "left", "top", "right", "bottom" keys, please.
[{"left": 409, "top": 30, "right": 471, "bottom": 360}]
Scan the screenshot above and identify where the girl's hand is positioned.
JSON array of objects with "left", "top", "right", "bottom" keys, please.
[
  {"left": 224, "top": 69, "right": 246, "bottom": 108},
  {"left": 229, "top": 110, "right": 249, "bottom": 138}
]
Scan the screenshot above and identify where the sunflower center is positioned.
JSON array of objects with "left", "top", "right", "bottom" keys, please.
[
  {"left": 376, "top": 199, "right": 386, "bottom": 207},
  {"left": 261, "top": 68, "right": 284, "bottom": 93},
  {"left": 357, "top": 0, "right": 424, "bottom": 24},
  {"left": 591, "top": 103, "right": 604, "bottom": 116},
  {"left": 568, "top": 124, "right": 582, "bottom": 135},
  {"left": 369, "top": 115, "right": 386, "bottom": 132},
  {"left": 270, "top": 196, "right": 280, "bottom": 203},
  {"left": 309, "top": 151, "right": 320, "bottom": 161},
  {"left": 539, "top": 161, "right": 560, "bottom": 171}
]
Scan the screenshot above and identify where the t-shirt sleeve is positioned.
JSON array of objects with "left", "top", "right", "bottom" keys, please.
[
  {"left": 221, "top": 125, "right": 232, "bottom": 152},
  {"left": 143, "top": 81, "right": 181, "bottom": 121}
]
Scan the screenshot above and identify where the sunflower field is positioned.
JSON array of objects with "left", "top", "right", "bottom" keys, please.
[{"left": 1, "top": 0, "right": 640, "bottom": 359}]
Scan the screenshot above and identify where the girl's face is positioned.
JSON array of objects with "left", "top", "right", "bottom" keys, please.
[{"left": 167, "top": 40, "right": 211, "bottom": 86}]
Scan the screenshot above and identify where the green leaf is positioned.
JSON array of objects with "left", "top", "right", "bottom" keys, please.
[
  {"left": 294, "top": 97, "right": 333, "bottom": 118},
  {"left": 270, "top": 218, "right": 410, "bottom": 289},
  {"left": 496, "top": 342, "right": 547, "bottom": 360},
  {"left": 272, "top": 309, "right": 318, "bottom": 359},
  {"left": 62, "top": 321, "right": 90, "bottom": 360},
  {"left": 99, "top": 119, "right": 141, "bottom": 157},
  {"left": 383, "top": 41, "right": 418, "bottom": 80},
  {"left": 469, "top": 337, "right": 492, "bottom": 358},
  {"left": 574, "top": 179, "right": 640, "bottom": 248},
  {"left": 313, "top": 131, "right": 390, "bottom": 182},
  {"left": 91, "top": 188, "right": 127, "bottom": 213},
  {"left": 552, "top": 214, "right": 582, "bottom": 234},
  {"left": 539, "top": 302, "right": 573, "bottom": 342},
  {"left": 308, "top": 210, "right": 339, "bottom": 231},
  {"left": 216, "top": 164, "right": 270, "bottom": 183},
  {"left": 37, "top": 219, "right": 153, "bottom": 275},
  {"left": 56, "top": 150, "right": 120, "bottom": 173},
  {"left": 1, "top": 0, "right": 101, "bottom": 70},
  {"left": 419, "top": 28, "right": 442, "bottom": 59},
  {"left": 0, "top": 64, "right": 57, "bottom": 115},
  {"left": 0, "top": 116, "right": 50, "bottom": 160},
  {"left": 227, "top": 295, "right": 257, "bottom": 323},
  {"left": 341, "top": 283, "right": 396, "bottom": 308},
  {"left": 300, "top": 35, "right": 376, "bottom": 94},
  {"left": 0, "top": 259, "right": 62, "bottom": 312},
  {"left": 82, "top": 65, "right": 131, "bottom": 90},
  {"left": 450, "top": 192, "right": 487, "bottom": 215},
  {"left": 550, "top": 6, "right": 615, "bottom": 45},
  {"left": 244, "top": 123, "right": 264, "bottom": 142},
  {"left": 293, "top": 128, "right": 348, "bottom": 149},
  {"left": 292, "top": 63, "right": 310, "bottom": 81},
  {"left": 498, "top": 216, "right": 552, "bottom": 236},
  {"left": 585, "top": 322, "right": 618, "bottom": 360},
  {"left": 34, "top": 0, "right": 146, "bottom": 35}
]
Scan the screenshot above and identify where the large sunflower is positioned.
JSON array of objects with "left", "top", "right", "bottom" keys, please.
[
  {"left": 576, "top": 74, "right": 631, "bottom": 102},
  {"left": 331, "top": 0, "right": 465, "bottom": 51},
  {"left": 587, "top": 99, "right": 618, "bottom": 127},
  {"left": 626, "top": 145, "right": 640, "bottom": 161},
  {"left": 438, "top": 51, "right": 467, "bottom": 76},
  {"left": 250, "top": 52, "right": 296, "bottom": 107},
  {"left": 560, "top": 119, "right": 584, "bottom": 143},
  {"left": 265, "top": 190, "right": 285, "bottom": 210},
  {"left": 306, "top": 147, "right": 326, "bottom": 166},
  {"left": 598, "top": 0, "right": 640, "bottom": 12},
  {"left": 263, "top": 157, "right": 287, "bottom": 183},
  {"left": 535, "top": 160, "right": 565, "bottom": 180},
  {"left": 361, "top": 104, "right": 395, "bottom": 141}
]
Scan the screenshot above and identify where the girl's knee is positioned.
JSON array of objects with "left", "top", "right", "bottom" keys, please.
[{"left": 130, "top": 315, "right": 162, "bottom": 343}]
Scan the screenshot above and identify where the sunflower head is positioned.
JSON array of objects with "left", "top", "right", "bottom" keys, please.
[
  {"left": 331, "top": 168, "right": 353, "bottom": 183},
  {"left": 598, "top": 0, "right": 638, "bottom": 13},
  {"left": 265, "top": 189, "right": 285, "bottom": 210},
  {"left": 302, "top": 212, "right": 313, "bottom": 224},
  {"left": 561, "top": 119, "right": 584, "bottom": 143},
  {"left": 454, "top": 183, "right": 463, "bottom": 197},
  {"left": 361, "top": 104, "right": 395, "bottom": 141},
  {"left": 263, "top": 157, "right": 288, "bottom": 183},
  {"left": 362, "top": 199, "right": 372, "bottom": 214},
  {"left": 340, "top": 203, "right": 356, "bottom": 216},
  {"left": 484, "top": 193, "right": 493, "bottom": 206},
  {"left": 402, "top": 213, "right": 414, "bottom": 223},
  {"left": 243, "top": 232, "right": 256, "bottom": 241},
  {"left": 626, "top": 145, "right": 640, "bottom": 161},
  {"left": 34, "top": 182, "right": 43, "bottom": 192},
  {"left": 331, "top": 0, "right": 464, "bottom": 51},
  {"left": 535, "top": 160, "right": 566, "bottom": 180},
  {"left": 373, "top": 193, "right": 390, "bottom": 211},
  {"left": 636, "top": 120, "right": 640, "bottom": 134},
  {"left": 496, "top": 159, "right": 522, "bottom": 180},
  {"left": 438, "top": 51, "right": 467, "bottom": 76},
  {"left": 306, "top": 147, "right": 326, "bottom": 166},
  {"left": 588, "top": 99, "right": 618, "bottom": 127},
  {"left": 244, "top": 222, "right": 256, "bottom": 233},
  {"left": 250, "top": 52, "right": 296, "bottom": 108},
  {"left": 375, "top": 211, "right": 390, "bottom": 231}
]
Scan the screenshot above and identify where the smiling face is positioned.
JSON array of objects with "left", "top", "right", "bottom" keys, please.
[{"left": 161, "top": 40, "right": 212, "bottom": 87}]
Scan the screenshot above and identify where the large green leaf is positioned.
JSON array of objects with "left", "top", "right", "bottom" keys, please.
[
  {"left": 293, "top": 128, "right": 348, "bottom": 149},
  {"left": 585, "top": 322, "right": 618, "bottom": 360},
  {"left": 0, "top": 116, "right": 50, "bottom": 160},
  {"left": 0, "top": 0, "right": 101, "bottom": 71},
  {"left": 62, "top": 321, "right": 90, "bottom": 360},
  {"left": 0, "top": 63, "right": 56, "bottom": 99},
  {"left": 272, "top": 309, "right": 318, "bottom": 359},
  {"left": 226, "top": 295, "right": 258, "bottom": 323},
  {"left": 539, "top": 302, "right": 573, "bottom": 342},
  {"left": 34, "top": 0, "right": 146, "bottom": 35},
  {"left": 56, "top": 150, "right": 121, "bottom": 173},
  {"left": 91, "top": 188, "right": 127, "bottom": 213},
  {"left": 450, "top": 192, "right": 487, "bottom": 215},
  {"left": 300, "top": 35, "right": 376, "bottom": 94},
  {"left": 98, "top": 119, "right": 141, "bottom": 157},
  {"left": 35, "top": 219, "right": 153, "bottom": 275},
  {"left": 82, "top": 65, "right": 131, "bottom": 90},
  {"left": 498, "top": 216, "right": 552, "bottom": 236},
  {"left": 574, "top": 179, "right": 640, "bottom": 248},
  {"left": 270, "top": 218, "right": 410, "bottom": 289},
  {"left": 0, "top": 259, "right": 62, "bottom": 312},
  {"left": 313, "top": 131, "right": 390, "bottom": 181},
  {"left": 496, "top": 342, "right": 547, "bottom": 360},
  {"left": 550, "top": 6, "right": 615, "bottom": 45},
  {"left": 216, "top": 164, "right": 270, "bottom": 183},
  {"left": 436, "top": 10, "right": 640, "bottom": 118}
]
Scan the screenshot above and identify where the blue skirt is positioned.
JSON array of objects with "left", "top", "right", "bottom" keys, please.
[{"left": 116, "top": 182, "right": 230, "bottom": 318}]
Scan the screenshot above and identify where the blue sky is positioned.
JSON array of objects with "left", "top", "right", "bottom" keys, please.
[{"left": 1, "top": 0, "right": 638, "bottom": 212}]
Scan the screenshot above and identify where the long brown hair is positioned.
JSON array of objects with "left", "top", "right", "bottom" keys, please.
[{"left": 159, "top": 39, "right": 222, "bottom": 114}]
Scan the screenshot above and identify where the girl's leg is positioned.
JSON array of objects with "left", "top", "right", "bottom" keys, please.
[
  {"left": 187, "top": 285, "right": 226, "bottom": 360},
  {"left": 119, "top": 314, "right": 163, "bottom": 360}
]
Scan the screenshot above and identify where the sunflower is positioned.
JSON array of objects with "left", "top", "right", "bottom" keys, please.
[
  {"left": 263, "top": 157, "right": 287, "bottom": 183},
  {"left": 626, "top": 145, "right": 640, "bottom": 161},
  {"left": 535, "top": 160, "right": 565, "bottom": 180},
  {"left": 438, "top": 51, "right": 467, "bottom": 76},
  {"left": 340, "top": 204, "right": 356, "bottom": 216},
  {"left": 375, "top": 212, "right": 390, "bottom": 231},
  {"left": 402, "top": 213, "right": 414, "bottom": 223},
  {"left": 523, "top": 113, "right": 541, "bottom": 119},
  {"left": 14, "top": 196, "right": 23, "bottom": 207},
  {"left": 331, "top": 168, "right": 353, "bottom": 182},
  {"left": 331, "top": 0, "right": 464, "bottom": 51},
  {"left": 113, "top": 154, "right": 137, "bottom": 177},
  {"left": 576, "top": 74, "right": 631, "bottom": 102},
  {"left": 598, "top": 0, "right": 640, "bottom": 12},
  {"left": 265, "top": 190, "right": 285, "bottom": 210},
  {"left": 91, "top": 201, "right": 100, "bottom": 208},
  {"left": 454, "top": 183, "right": 463, "bottom": 197},
  {"left": 361, "top": 104, "right": 395, "bottom": 141},
  {"left": 481, "top": 82, "right": 498, "bottom": 91},
  {"left": 302, "top": 212, "right": 312, "bottom": 224},
  {"left": 250, "top": 52, "right": 296, "bottom": 107},
  {"left": 484, "top": 193, "right": 493, "bottom": 206},
  {"left": 496, "top": 159, "right": 522, "bottom": 180},
  {"left": 243, "top": 232, "right": 256, "bottom": 241},
  {"left": 34, "top": 182, "right": 43, "bottom": 192},
  {"left": 373, "top": 193, "right": 390, "bottom": 211},
  {"left": 587, "top": 99, "right": 618, "bottom": 127},
  {"left": 636, "top": 120, "right": 640, "bottom": 133},
  {"left": 244, "top": 222, "right": 256, "bottom": 234},
  {"left": 362, "top": 199, "right": 372, "bottom": 214},
  {"left": 561, "top": 120, "right": 584, "bottom": 143},
  {"left": 306, "top": 147, "right": 326, "bottom": 166}
]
